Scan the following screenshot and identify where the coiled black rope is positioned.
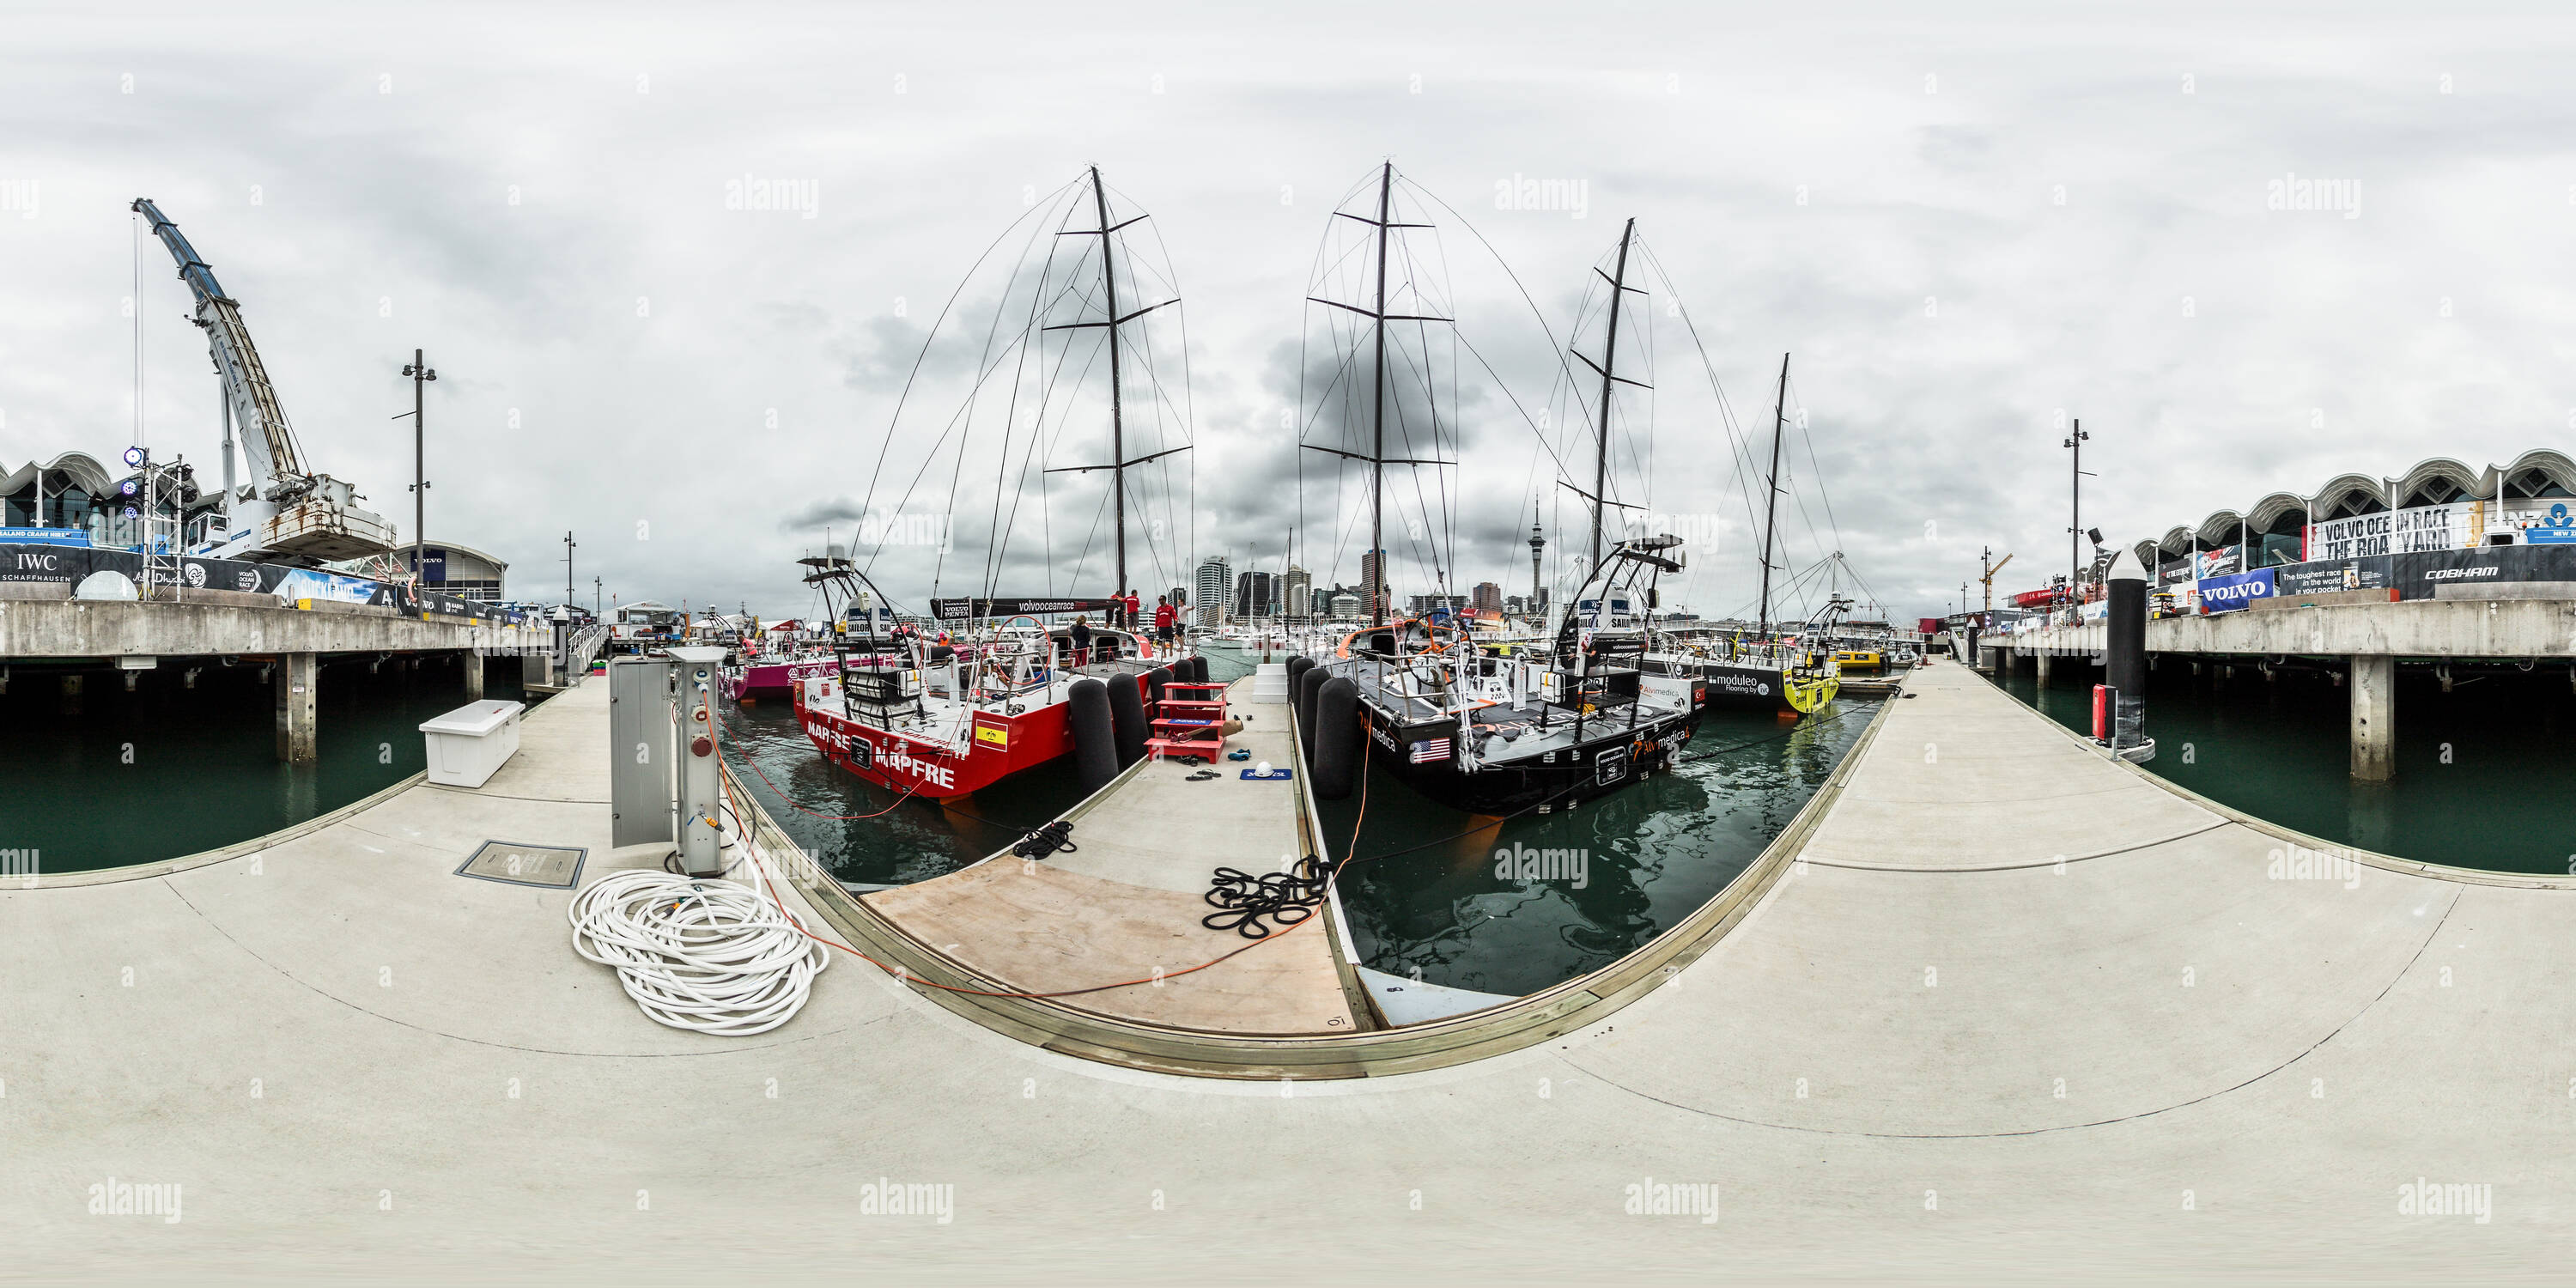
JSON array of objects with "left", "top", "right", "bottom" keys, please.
[
  {"left": 1012, "top": 820, "right": 1078, "bottom": 860},
  {"left": 1200, "top": 856, "right": 1332, "bottom": 939}
]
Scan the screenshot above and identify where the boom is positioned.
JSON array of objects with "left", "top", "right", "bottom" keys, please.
[{"left": 131, "top": 197, "right": 307, "bottom": 497}]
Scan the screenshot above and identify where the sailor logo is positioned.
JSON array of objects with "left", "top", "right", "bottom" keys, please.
[{"left": 184, "top": 562, "right": 207, "bottom": 588}]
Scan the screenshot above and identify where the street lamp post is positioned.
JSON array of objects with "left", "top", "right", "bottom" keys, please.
[
  {"left": 400, "top": 350, "right": 436, "bottom": 580},
  {"left": 2064, "top": 419, "right": 2093, "bottom": 598}
]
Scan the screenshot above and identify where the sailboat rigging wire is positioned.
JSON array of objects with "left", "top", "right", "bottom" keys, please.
[
  {"left": 1121, "top": 179, "right": 1199, "bottom": 589},
  {"left": 1634, "top": 240, "right": 1765, "bottom": 533},
  {"left": 854, "top": 175, "right": 1081, "bottom": 581},
  {"left": 977, "top": 209, "right": 1074, "bottom": 601},
  {"left": 1785, "top": 372, "right": 1842, "bottom": 547}
]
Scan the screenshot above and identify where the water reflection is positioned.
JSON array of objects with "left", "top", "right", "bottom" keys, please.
[
  {"left": 718, "top": 650, "right": 1878, "bottom": 996},
  {"left": 1329, "top": 702, "right": 1877, "bottom": 997},
  {"left": 1996, "top": 663, "right": 2574, "bottom": 874}
]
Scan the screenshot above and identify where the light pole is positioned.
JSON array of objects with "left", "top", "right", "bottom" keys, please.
[
  {"left": 400, "top": 350, "right": 436, "bottom": 579},
  {"left": 2064, "top": 419, "right": 2093, "bottom": 599},
  {"left": 593, "top": 576, "right": 601, "bottom": 619},
  {"left": 562, "top": 531, "right": 577, "bottom": 609}
]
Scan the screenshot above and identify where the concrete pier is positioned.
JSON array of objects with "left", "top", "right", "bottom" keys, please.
[
  {"left": 2349, "top": 653, "right": 2396, "bottom": 781},
  {"left": 273, "top": 652, "right": 316, "bottom": 762},
  {"left": 8, "top": 662, "right": 2576, "bottom": 1277},
  {"left": 2011, "top": 595, "right": 2576, "bottom": 786},
  {"left": 462, "top": 649, "right": 484, "bottom": 700}
]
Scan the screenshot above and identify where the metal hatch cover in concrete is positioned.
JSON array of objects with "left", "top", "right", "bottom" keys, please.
[
  {"left": 454, "top": 841, "right": 586, "bottom": 889},
  {"left": 6, "top": 663, "right": 2574, "bottom": 1281}
]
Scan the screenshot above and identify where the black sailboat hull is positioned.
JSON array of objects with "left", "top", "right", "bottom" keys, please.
[{"left": 1356, "top": 701, "right": 1696, "bottom": 814}]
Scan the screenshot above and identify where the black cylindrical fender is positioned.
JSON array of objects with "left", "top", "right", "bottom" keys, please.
[
  {"left": 1296, "top": 665, "right": 1328, "bottom": 761},
  {"left": 1312, "top": 676, "right": 1362, "bottom": 800},
  {"left": 1107, "top": 673, "right": 1149, "bottom": 768},
  {"left": 1068, "top": 678, "right": 1119, "bottom": 792}
]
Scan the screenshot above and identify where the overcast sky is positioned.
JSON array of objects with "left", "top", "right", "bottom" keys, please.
[{"left": 6, "top": 3, "right": 2573, "bottom": 623}]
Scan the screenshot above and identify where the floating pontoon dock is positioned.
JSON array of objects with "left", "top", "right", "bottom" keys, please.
[{"left": 9, "top": 661, "right": 2574, "bottom": 1279}]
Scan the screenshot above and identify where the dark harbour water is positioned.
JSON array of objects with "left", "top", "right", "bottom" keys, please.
[
  {"left": 1995, "top": 660, "right": 2576, "bottom": 876},
  {"left": 721, "top": 643, "right": 1878, "bottom": 997},
  {"left": 0, "top": 655, "right": 527, "bottom": 874},
  {"left": 1321, "top": 698, "right": 1877, "bottom": 997}
]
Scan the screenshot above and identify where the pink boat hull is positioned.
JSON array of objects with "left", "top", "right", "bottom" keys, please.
[{"left": 726, "top": 657, "right": 838, "bottom": 702}]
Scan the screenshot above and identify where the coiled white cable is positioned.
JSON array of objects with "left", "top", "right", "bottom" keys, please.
[{"left": 568, "top": 869, "right": 826, "bottom": 1036}]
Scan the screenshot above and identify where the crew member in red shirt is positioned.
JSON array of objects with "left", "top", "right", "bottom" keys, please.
[
  {"left": 1121, "top": 589, "right": 1141, "bottom": 631},
  {"left": 1152, "top": 596, "right": 1176, "bottom": 648}
]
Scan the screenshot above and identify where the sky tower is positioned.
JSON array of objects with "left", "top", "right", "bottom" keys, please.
[{"left": 1528, "top": 498, "right": 1546, "bottom": 621}]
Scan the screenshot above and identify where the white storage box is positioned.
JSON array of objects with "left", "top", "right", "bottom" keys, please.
[
  {"left": 1253, "top": 661, "right": 1291, "bottom": 702},
  {"left": 419, "top": 699, "right": 526, "bottom": 788}
]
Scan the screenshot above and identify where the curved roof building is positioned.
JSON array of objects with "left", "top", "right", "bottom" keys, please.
[{"left": 2126, "top": 449, "right": 2576, "bottom": 574}]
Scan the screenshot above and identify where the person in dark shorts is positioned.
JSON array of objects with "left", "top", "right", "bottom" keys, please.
[{"left": 1153, "top": 596, "right": 1176, "bottom": 649}]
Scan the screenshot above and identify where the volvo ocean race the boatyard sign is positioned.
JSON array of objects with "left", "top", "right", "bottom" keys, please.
[
  {"left": 2196, "top": 567, "right": 2276, "bottom": 612},
  {"left": 2304, "top": 501, "right": 2480, "bottom": 561}
]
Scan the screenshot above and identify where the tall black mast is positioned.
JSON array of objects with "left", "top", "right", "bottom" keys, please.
[
  {"left": 1299, "top": 162, "right": 1448, "bottom": 629},
  {"left": 1757, "top": 352, "right": 1789, "bottom": 640},
  {"left": 1042, "top": 169, "right": 1187, "bottom": 600},
  {"left": 1368, "top": 161, "right": 1392, "bottom": 625},
  {"left": 1091, "top": 167, "right": 1129, "bottom": 596},
  {"left": 1586, "top": 218, "right": 1637, "bottom": 571}
]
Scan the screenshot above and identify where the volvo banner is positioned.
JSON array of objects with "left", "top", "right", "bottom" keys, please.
[
  {"left": 929, "top": 596, "right": 1124, "bottom": 622},
  {"left": 2305, "top": 501, "right": 2481, "bottom": 561},
  {"left": 2196, "top": 567, "right": 2277, "bottom": 613}
]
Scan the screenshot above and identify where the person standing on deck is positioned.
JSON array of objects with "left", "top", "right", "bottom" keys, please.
[
  {"left": 1071, "top": 616, "right": 1092, "bottom": 668},
  {"left": 1153, "top": 596, "right": 1176, "bottom": 650},
  {"left": 1122, "top": 588, "right": 1141, "bottom": 632}
]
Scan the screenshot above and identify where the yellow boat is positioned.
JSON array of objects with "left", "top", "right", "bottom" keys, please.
[{"left": 1782, "top": 665, "right": 1840, "bottom": 714}]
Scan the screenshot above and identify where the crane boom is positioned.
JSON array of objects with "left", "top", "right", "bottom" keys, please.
[
  {"left": 1978, "top": 550, "right": 2015, "bottom": 616},
  {"left": 130, "top": 198, "right": 392, "bottom": 562},
  {"left": 131, "top": 198, "right": 307, "bottom": 494}
]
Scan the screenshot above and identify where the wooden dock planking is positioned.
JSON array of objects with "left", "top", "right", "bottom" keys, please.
[{"left": 859, "top": 674, "right": 1355, "bottom": 1035}]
